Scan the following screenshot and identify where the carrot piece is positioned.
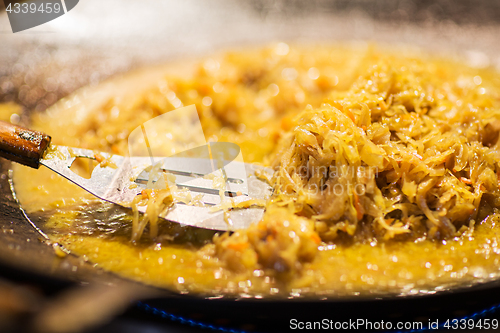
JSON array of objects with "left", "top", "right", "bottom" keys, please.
[
  {"left": 385, "top": 218, "right": 395, "bottom": 225},
  {"left": 94, "top": 153, "right": 105, "bottom": 163},
  {"left": 310, "top": 233, "right": 321, "bottom": 245},
  {"left": 281, "top": 116, "right": 295, "bottom": 131},
  {"left": 353, "top": 191, "right": 364, "bottom": 221},
  {"left": 111, "top": 145, "right": 121, "bottom": 154},
  {"left": 344, "top": 109, "right": 355, "bottom": 122},
  {"left": 227, "top": 242, "right": 249, "bottom": 251},
  {"left": 460, "top": 177, "right": 472, "bottom": 185}
]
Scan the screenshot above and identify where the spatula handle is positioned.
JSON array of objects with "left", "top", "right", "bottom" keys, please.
[{"left": 0, "top": 120, "right": 51, "bottom": 169}]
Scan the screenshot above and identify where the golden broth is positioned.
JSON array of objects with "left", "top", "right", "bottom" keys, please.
[{"left": 12, "top": 44, "right": 500, "bottom": 297}]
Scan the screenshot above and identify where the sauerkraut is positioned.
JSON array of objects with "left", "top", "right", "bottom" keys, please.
[
  {"left": 12, "top": 44, "right": 500, "bottom": 296},
  {"left": 266, "top": 61, "right": 500, "bottom": 242}
]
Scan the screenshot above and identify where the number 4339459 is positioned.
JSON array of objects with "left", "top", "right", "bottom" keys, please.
[
  {"left": 6, "top": 2, "right": 62, "bottom": 14},
  {"left": 444, "top": 318, "right": 498, "bottom": 330}
]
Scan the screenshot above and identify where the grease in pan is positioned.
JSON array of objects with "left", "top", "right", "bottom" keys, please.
[{"left": 11, "top": 44, "right": 500, "bottom": 297}]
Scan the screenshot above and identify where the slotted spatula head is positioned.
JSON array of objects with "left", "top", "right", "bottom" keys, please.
[{"left": 40, "top": 145, "right": 273, "bottom": 231}]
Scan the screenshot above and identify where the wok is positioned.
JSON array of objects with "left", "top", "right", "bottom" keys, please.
[{"left": 1, "top": 0, "right": 500, "bottom": 331}]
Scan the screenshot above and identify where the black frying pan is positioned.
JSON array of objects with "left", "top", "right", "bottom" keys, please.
[
  {"left": 2, "top": 1, "right": 500, "bottom": 332},
  {"left": 2, "top": 155, "right": 500, "bottom": 332}
]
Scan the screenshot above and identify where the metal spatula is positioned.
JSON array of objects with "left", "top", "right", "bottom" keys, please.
[{"left": 0, "top": 121, "right": 272, "bottom": 231}]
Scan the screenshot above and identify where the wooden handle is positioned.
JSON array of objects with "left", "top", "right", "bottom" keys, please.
[{"left": 0, "top": 121, "right": 51, "bottom": 169}]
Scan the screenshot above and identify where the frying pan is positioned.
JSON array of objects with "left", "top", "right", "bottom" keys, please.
[{"left": 2, "top": 0, "right": 500, "bottom": 331}]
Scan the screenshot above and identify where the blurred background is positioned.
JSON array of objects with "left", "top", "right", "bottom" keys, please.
[
  {"left": 1, "top": 1, "right": 500, "bottom": 332},
  {"left": 2, "top": 0, "right": 500, "bottom": 115}
]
